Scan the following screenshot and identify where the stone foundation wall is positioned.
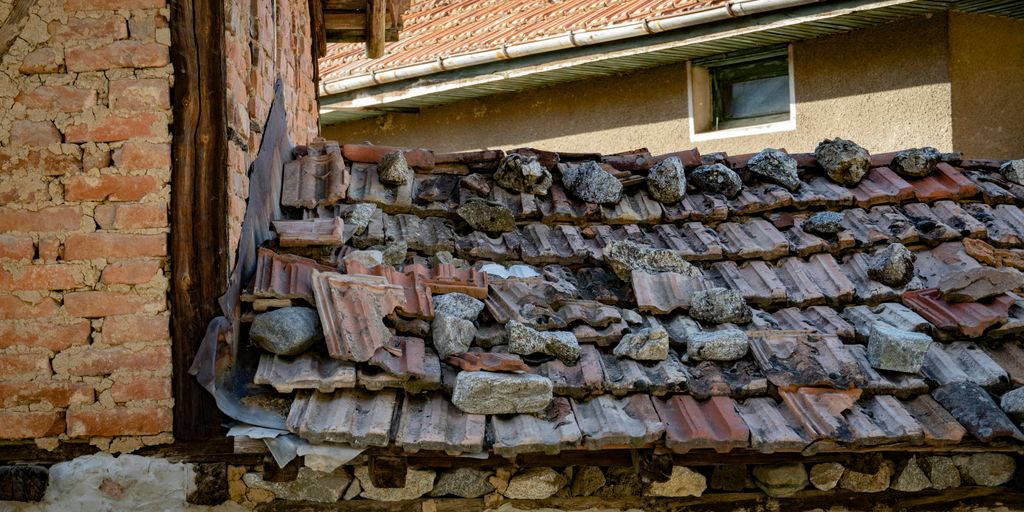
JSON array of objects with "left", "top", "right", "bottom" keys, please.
[
  {"left": 223, "top": 0, "right": 319, "bottom": 265},
  {"left": 0, "top": 0, "right": 174, "bottom": 450},
  {"left": 1, "top": 452, "right": 1017, "bottom": 510}
]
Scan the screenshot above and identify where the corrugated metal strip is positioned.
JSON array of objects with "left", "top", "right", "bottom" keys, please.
[{"left": 320, "top": 0, "right": 1020, "bottom": 124}]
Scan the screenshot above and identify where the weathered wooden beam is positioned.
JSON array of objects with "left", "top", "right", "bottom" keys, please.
[
  {"left": 0, "top": 0, "right": 37, "bottom": 57},
  {"left": 324, "top": 0, "right": 366, "bottom": 9},
  {"left": 309, "top": 0, "right": 327, "bottom": 59},
  {"left": 170, "top": 0, "right": 228, "bottom": 442},
  {"left": 325, "top": 27, "right": 399, "bottom": 43},
  {"left": 324, "top": 12, "right": 366, "bottom": 30},
  {"left": 366, "top": 0, "right": 385, "bottom": 58}
]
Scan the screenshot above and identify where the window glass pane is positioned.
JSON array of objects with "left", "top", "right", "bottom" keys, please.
[{"left": 724, "top": 74, "right": 789, "bottom": 119}]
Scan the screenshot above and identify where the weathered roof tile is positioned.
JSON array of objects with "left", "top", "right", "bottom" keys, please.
[
  {"left": 254, "top": 352, "right": 357, "bottom": 393},
  {"left": 653, "top": 395, "right": 749, "bottom": 454},
  {"left": 749, "top": 332, "right": 864, "bottom": 389},
  {"left": 491, "top": 397, "right": 582, "bottom": 456},
  {"left": 282, "top": 140, "right": 349, "bottom": 209},
  {"left": 395, "top": 392, "right": 486, "bottom": 454},
  {"left": 312, "top": 271, "right": 405, "bottom": 362},
  {"left": 286, "top": 389, "right": 397, "bottom": 447},
  {"left": 710, "top": 260, "right": 788, "bottom": 308},
  {"left": 847, "top": 344, "right": 928, "bottom": 397},
  {"left": 348, "top": 164, "right": 414, "bottom": 213},
  {"left": 912, "top": 162, "right": 979, "bottom": 202},
  {"left": 735, "top": 397, "right": 808, "bottom": 453},
  {"left": 249, "top": 248, "right": 336, "bottom": 303},
  {"left": 900, "top": 394, "right": 967, "bottom": 447},
  {"left": 273, "top": 218, "right": 345, "bottom": 247},
  {"left": 633, "top": 271, "right": 710, "bottom": 314},
  {"left": 850, "top": 167, "right": 914, "bottom": 208},
  {"left": 717, "top": 219, "right": 790, "bottom": 261},
  {"left": 902, "top": 288, "right": 1013, "bottom": 338},
  {"left": 571, "top": 394, "right": 665, "bottom": 450}
]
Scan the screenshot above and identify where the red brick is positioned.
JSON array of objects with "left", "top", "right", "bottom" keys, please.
[
  {"left": 19, "top": 48, "right": 61, "bottom": 74},
  {"left": 64, "top": 233, "right": 166, "bottom": 260},
  {"left": 0, "top": 263, "right": 89, "bottom": 291},
  {"left": 0, "top": 206, "right": 82, "bottom": 234},
  {"left": 15, "top": 85, "right": 95, "bottom": 112},
  {"left": 65, "top": 174, "right": 160, "bottom": 201},
  {"left": 0, "top": 296, "right": 59, "bottom": 320},
  {"left": 0, "top": 235, "right": 34, "bottom": 260},
  {"left": 101, "top": 259, "right": 161, "bottom": 284},
  {"left": 0, "top": 380, "right": 93, "bottom": 407},
  {"left": 94, "top": 202, "right": 166, "bottom": 229},
  {"left": 38, "top": 236, "right": 61, "bottom": 261},
  {"left": 109, "top": 78, "right": 169, "bottom": 111},
  {"left": 10, "top": 120, "right": 61, "bottom": 146},
  {"left": 0, "top": 411, "right": 64, "bottom": 439},
  {"left": 110, "top": 375, "right": 169, "bottom": 402},
  {"left": 48, "top": 15, "right": 127, "bottom": 43},
  {"left": 65, "top": 0, "right": 165, "bottom": 9},
  {"left": 0, "top": 148, "right": 81, "bottom": 176},
  {"left": 0, "top": 319, "right": 91, "bottom": 350},
  {"left": 83, "top": 146, "right": 111, "bottom": 172},
  {"left": 0, "top": 352, "right": 51, "bottom": 380},
  {"left": 64, "top": 112, "right": 165, "bottom": 143},
  {"left": 66, "top": 406, "right": 170, "bottom": 437},
  {"left": 63, "top": 290, "right": 162, "bottom": 318},
  {"left": 112, "top": 141, "right": 170, "bottom": 170},
  {"left": 102, "top": 314, "right": 168, "bottom": 344},
  {"left": 53, "top": 345, "right": 170, "bottom": 376},
  {"left": 65, "top": 41, "right": 169, "bottom": 72}
]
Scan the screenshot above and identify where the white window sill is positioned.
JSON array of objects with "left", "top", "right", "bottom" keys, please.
[{"left": 690, "top": 117, "right": 797, "bottom": 142}]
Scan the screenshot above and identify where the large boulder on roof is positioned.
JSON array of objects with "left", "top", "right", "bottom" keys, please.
[
  {"left": 890, "top": 147, "right": 941, "bottom": 178},
  {"left": 689, "top": 163, "right": 743, "bottom": 198},
  {"left": 603, "top": 240, "right": 700, "bottom": 282},
  {"left": 815, "top": 138, "right": 870, "bottom": 186},
  {"left": 747, "top": 148, "right": 801, "bottom": 191},
  {"left": 561, "top": 161, "right": 623, "bottom": 204},
  {"left": 646, "top": 156, "right": 687, "bottom": 203},
  {"left": 494, "top": 153, "right": 552, "bottom": 195}
]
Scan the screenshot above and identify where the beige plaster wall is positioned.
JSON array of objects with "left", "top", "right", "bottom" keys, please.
[
  {"left": 949, "top": 11, "right": 1024, "bottom": 160},
  {"left": 323, "top": 15, "right": 955, "bottom": 156}
]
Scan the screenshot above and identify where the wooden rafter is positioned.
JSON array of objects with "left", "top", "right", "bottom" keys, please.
[{"left": 319, "top": 0, "right": 409, "bottom": 56}]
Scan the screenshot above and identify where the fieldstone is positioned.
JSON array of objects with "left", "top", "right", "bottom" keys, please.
[
  {"left": 432, "top": 313, "right": 477, "bottom": 358},
  {"left": 891, "top": 147, "right": 941, "bottom": 178},
  {"left": 503, "top": 468, "right": 567, "bottom": 499},
  {"left": 461, "top": 173, "right": 491, "bottom": 196},
  {"left": 343, "top": 478, "right": 361, "bottom": 500},
  {"left": 613, "top": 326, "right": 669, "bottom": 361},
  {"left": 751, "top": 463, "right": 807, "bottom": 498},
  {"left": 372, "top": 239, "right": 407, "bottom": 266},
  {"left": 378, "top": 150, "right": 413, "bottom": 186},
  {"left": 1000, "top": 159, "right": 1024, "bottom": 186},
  {"left": 451, "top": 371, "right": 553, "bottom": 414},
  {"left": 711, "top": 464, "right": 751, "bottom": 491},
  {"left": 891, "top": 457, "right": 931, "bottom": 492},
  {"left": 188, "top": 463, "right": 227, "bottom": 505},
  {"left": 921, "top": 456, "right": 960, "bottom": 490},
  {"left": 867, "top": 243, "right": 915, "bottom": 287},
  {"left": 433, "top": 292, "right": 485, "bottom": 321},
  {"left": 867, "top": 323, "right": 932, "bottom": 373},
  {"left": 430, "top": 468, "right": 495, "bottom": 498},
  {"left": 457, "top": 198, "right": 516, "bottom": 233},
  {"left": 507, "top": 319, "right": 581, "bottom": 365},
  {"left": 747, "top": 148, "right": 801, "bottom": 191},
  {"left": 956, "top": 453, "right": 1015, "bottom": 486},
  {"left": 802, "top": 211, "right": 845, "bottom": 236},
  {"left": 475, "top": 324, "right": 507, "bottom": 348},
  {"left": 839, "top": 460, "right": 894, "bottom": 493},
  {"left": 343, "top": 249, "right": 383, "bottom": 270},
  {"left": 431, "top": 251, "right": 469, "bottom": 269},
  {"left": 809, "top": 463, "right": 844, "bottom": 491},
  {"left": 646, "top": 466, "right": 706, "bottom": 497},
  {"left": 939, "top": 266, "right": 1024, "bottom": 302},
  {"left": 571, "top": 466, "right": 606, "bottom": 496},
  {"left": 1001, "top": 386, "right": 1024, "bottom": 420},
  {"left": 689, "top": 288, "right": 752, "bottom": 325},
  {"left": 646, "top": 156, "right": 687, "bottom": 203},
  {"left": 815, "top": 138, "right": 871, "bottom": 186},
  {"left": 561, "top": 160, "right": 623, "bottom": 204},
  {"left": 686, "top": 329, "right": 749, "bottom": 361},
  {"left": 355, "top": 466, "right": 434, "bottom": 501},
  {"left": 250, "top": 307, "right": 323, "bottom": 356},
  {"left": 603, "top": 240, "right": 700, "bottom": 281},
  {"left": 690, "top": 163, "right": 743, "bottom": 198},
  {"left": 495, "top": 153, "right": 552, "bottom": 195},
  {"left": 243, "top": 467, "right": 350, "bottom": 503},
  {"left": 346, "top": 203, "right": 376, "bottom": 235}
]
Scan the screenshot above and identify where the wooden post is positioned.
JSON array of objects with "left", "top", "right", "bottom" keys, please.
[
  {"left": 169, "top": 0, "right": 228, "bottom": 441},
  {"left": 366, "top": 0, "right": 385, "bottom": 58}
]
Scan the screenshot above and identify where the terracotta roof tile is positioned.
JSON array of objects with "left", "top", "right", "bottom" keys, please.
[
  {"left": 632, "top": 271, "right": 710, "bottom": 314},
  {"left": 686, "top": 360, "right": 767, "bottom": 400},
  {"left": 273, "top": 218, "right": 345, "bottom": 248},
  {"left": 312, "top": 271, "right": 405, "bottom": 362},
  {"left": 286, "top": 389, "right": 397, "bottom": 447},
  {"left": 601, "top": 190, "right": 663, "bottom": 225},
  {"left": 847, "top": 345, "right": 928, "bottom": 397},
  {"left": 342, "top": 144, "right": 435, "bottom": 169},
  {"left": 931, "top": 382, "right": 1024, "bottom": 443},
  {"left": 254, "top": 352, "right": 357, "bottom": 393},
  {"left": 839, "top": 252, "right": 898, "bottom": 304},
  {"left": 653, "top": 395, "right": 748, "bottom": 454},
  {"left": 363, "top": 337, "right": 442, "bottom": 392},
  {"left": 491, "top": 397, "right": 582, "bottom": 456},
  {"left": 249, "top": 248, "right": 337, "bottom": 303},
  {"left": 965, "top": 203, "right": 1024, "bottom": 247},
  {"left": 488, "top": 184, "right": 541, "bottom": 220},
  {"left": 900, "top": 394, "right": 967, "bottom": 447},
  {"left": 282, "top": 140, "right": 349, "bottom": 209},
  {"left": 735, "top": 397, "right": 808, "bottom": 453},
  {"left": 456, "top": 231, "right": 520, "bottom": 261},
  {"left": 749, "top": 332, "right": 863, "bottom": 390},
  {"left": 533, "top": 344, "right": 604, "bottom": 399},
  {"left": 571, "top": 394, "right": 665, "bottom": 450},
  {"left": 540, "top": 182, "right": 601, "bottom": 223},
  {"left": 921, "top": 342, "right": 1009, "bottom": 391},
  {"left": 648, "top": 222, "right": 723, "bottom": 261},
  {"left": 850, "top": 167, "right": 915, "bottom": 208},
  {"left": 791, "top": 175, "right": 855, "bottom": 209},
  {"left": 727, "top": 184, "right": 793, "bottom": 216},
  {"left": 717, "top": 219, "right": 789, "bottom": 261},
  {"left": 843, "top": 395, "right": 925, "bottom": 447},
  {"left": 841, "top": 302, "right": 932, "bottom": 341},
  {"left": 520, "top": 224, "right": 593, "bottom": 265},
  {"left": 710, "top": 260, "right": 787, "bottom": 308},
  {"left": 445, "top": 352, "right": 529, "bottom": 373},
  {"left": 383, "top": 214, "right": 456, "bottom": 254},
  {"left": 348, "top": 164, "right": 415, "bottom": 213},
  {"left": 901, "top": 288, "right": 1013, "bottom": 338},
  {"left": 779, "top": 387, "right": 861, "bottom": 444},
  {"left": 771, "top": 307, "right": 854, "bottom": 341},
  {"left": 838, "top": 208, "right": 892, "bottom": 248},
  {"left": 600, "top": 351, "right": 688, "bottom": 396},
  {"left": 911, "top": 162, "right": 979, "bottom": 202},
  {"left": 395, "top": 392, "right": 486, "bottom": 454},
  {"left": 901, "top": 203, "right": 963, "bottom": 244},
  {"left": 985, "top": 343, "right": 1024, "bottom": 386}
]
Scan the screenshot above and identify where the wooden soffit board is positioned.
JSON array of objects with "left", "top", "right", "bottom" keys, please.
[{"left": 314, "top": 0, "right": 410, "bottom": 58}]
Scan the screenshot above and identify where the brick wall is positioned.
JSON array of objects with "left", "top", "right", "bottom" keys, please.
[
  {"left": 224, "top": 0, "right": 319, "bottom": 264},
  {"left": 0, "top": 0, "right": 174, "bottom": 450}
]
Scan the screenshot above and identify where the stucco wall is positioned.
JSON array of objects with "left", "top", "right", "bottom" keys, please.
[
  {"left": 324, "top": 15, "right": 957, "bottom": 156},
  {"left": 949, "top": 11, "right": 1024, "bottom": 160}
]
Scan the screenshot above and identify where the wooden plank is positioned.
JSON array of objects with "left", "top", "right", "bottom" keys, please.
[
  {"left": 326, "top": 27, "right": 399, "bottom": 43},
  {"left": 324, "top": 0, "right": 366, "bottom": 9},
  {"left": 169, "top": 0, "right": 228, "bottom": 441},
  {"left": 324, "top": 12, "right": 366, "bottom": 30},
  {"left": 309, "top": 0, "right": 327, "bottom": 59},
  {"left": 366, "top": 0, "right": 385, "bottom": 58}
]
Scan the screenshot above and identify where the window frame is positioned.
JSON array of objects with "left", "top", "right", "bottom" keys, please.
[{"left": 687, "top": 44, "right": 797, "bottom": 142}]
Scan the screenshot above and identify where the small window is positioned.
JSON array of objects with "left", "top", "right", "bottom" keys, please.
[{"left": 688, "top": 46, "right": 795, "bottom": 141}]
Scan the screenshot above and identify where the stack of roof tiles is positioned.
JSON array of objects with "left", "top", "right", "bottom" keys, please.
[{"left": 243, "top": 138, "right": 1024, "bottom": 460}]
